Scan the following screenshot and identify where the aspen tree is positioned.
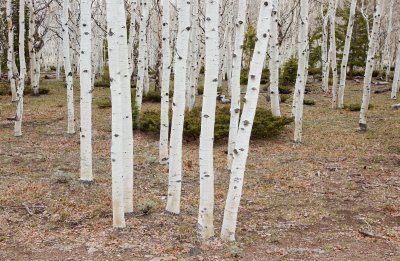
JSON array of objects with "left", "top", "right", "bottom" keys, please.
[
  {"left": 269, "top": 0, "right": 281, "bottom": 117},
  {"left": 159, "top": 0, "right": 171, "bottom": 164},
  {"left": 227, "top": 0, "right": 247, "bottom": 167},
  {"left": 14, "top": 0, "right": 26, "bottom": 137},
  {"left": 79, "top": 0, "right": 93, "bottom": 183},
  {"left": 27, "top": 0, "right": 39, "bottom": 96},
  {"left": 63, "top": 0, "right": 75, "bottom": 134},
  {"left": 198, "top": 0, "right": 220, "bottom": 240},
  {"left": 128, "top": 0, "right": 138, "bottom": 78},
  {"left": 338, "top": 0, "right": 356, "bottom": 109},
  {"left": 292, "top": 0, "right": 309, "bottom": 143},
  {"left": 383, "top": 0, "right": 394, "bottom": 82},
  {"left": 105, "top": 0, "right": 126, "bottom": 228},
  {"left": 359, "top": 0, "right": 382, "bottom": 131},
  {"left": 6, "top": 0, "right": 17, "bottom": 102},
  {"left": 321, "top": 6, "right": 330, "bottom": 93},
  {"left": 135, "top": 0, "right": 149, "bottom": 111},
  {"left": 329, "top": 0, "right": 339, "bottom": 108},
  {"left": 221, "top": 0, "right": 273, "bottom": 241},
  {"left": 166, "top": 0, "right": 191, "bottom": 215},
  {"left": 390, "top": 39, "right": 400, "bottom": 99}
]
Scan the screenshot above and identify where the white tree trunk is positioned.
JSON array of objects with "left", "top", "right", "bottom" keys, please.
[
  {"left": 105, "top": 0, "right": 126, "bottom": 229},
  {"left": 321, "top": 6, "right": 330, "bottom": 93},
  {"left": 329, "top": 0, "right": 338, "bottom": 108},
  {"left": 135, "top": 0, "right": 149, "bottom": 111},
  {"left": 14, "top": 0, "right": 26, "bottom": 137},
  {"left": 117, "top": 2, "right": 134, "bottom": 214},
  {"left": 292, "top": 0, "right": 309, "bottom": 143},
  {"left": 359, "top": 0, "right": 382, "bottom": 131},
  {"left": 227, "top": 0, "right": 247, "bottom": 167},
  {"left": 390, "top": 39, "right": 400, "bottom": 99},
  {"left": 6, "top": 0, "right": 17, "bottom": 102},
  {"left": 159, "top": 0, "right": 171, "bottom": 164},
  {"left": 220, "top": 0, "right": 273, "bottom": 241},
  {"left": 63, "top": 0, "right": 75, "bottom": 134},
  {"left": 128, "top": 0, "right": 138, "bottom": 78},
  {"left": 27, "top": 0, "right": 39, "bottom": 96},
  {"left": 166, "top": 0, "right": 191, "bottom": 215},
  {"left": 384, "top": 0, "right": 394, "bottom": 82},
  {"left": 79, "top": 0, "right": 93, "bottom": 183},
  {"left": 338, "top": 0, "right": 356, "bottom": 108},
  {"left": 197, "top": 0, "right": 220, "bottom": 240},
  {"left": 269, "top": 0, "right": 280, "bottom": 117}
]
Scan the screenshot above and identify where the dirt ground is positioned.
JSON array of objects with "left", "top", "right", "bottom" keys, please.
[{"left": 0, "top": 78, "right": 400, "bottom": 260}]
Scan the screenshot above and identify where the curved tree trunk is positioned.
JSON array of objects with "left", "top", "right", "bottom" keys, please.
[
  {"left": 227, "top": 0, "right": 247, "bottom": 167},
  {"left": 359, "top": 0, "right": 382, "bottom": 131},
  {"left": 292, "top": 0, "right": 309, "bottom": 143},
  {"left": 166, "top": 0, "right": 191, "bottom": 215},
  {"left": 221, "top": 0, "right": 273, "bottom": 241},
  {"left": 338, "top": 0, "right": 356, "bottom": 109}
]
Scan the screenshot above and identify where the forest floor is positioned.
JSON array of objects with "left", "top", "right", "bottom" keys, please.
[{"left": 1, "top": 77, "right": 400, "bottom": 260}]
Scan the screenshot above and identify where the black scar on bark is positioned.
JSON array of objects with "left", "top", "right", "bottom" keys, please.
[{"left": 79, "top": 180, "right": 93, "bottom": 186}]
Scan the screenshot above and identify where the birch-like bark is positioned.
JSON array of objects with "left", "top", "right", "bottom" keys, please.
[
  {"left": 166, "top": 0, "right": 191, "bottom": 215},
  {"left": 321, "top": 6, "right": 330, "bottom": 93},
  {"left": 197, "top": 0, "right": 220, "bottom": 240},
  {"left": 105, "top": 0, "right": 126, "bottom": 228},
  {"left": 269, "top": 0, "right": 280, "bottom": 117},
  {"left": 292, "top": 0, "right": 309, "bottom": 143},
  {"left": 27, "top": 0, "right": 39, "bottom": 96},
  {"left": 359, "top": 0, "right": 382, "bottom": 131},
  {"left": 338, "top": 0, "right": 356, "bottom": 109},
  {"left": 63, "top": 0, "right": 75, "bottom": 134},
  {"left": 221, "top": 0, "right": 273, "bottom": 241},
  {"left": 329, "top": 0, "right": 339, "bottom": 108},
  {"left": 79, "top": 0, "right": 93, "bottom": 183},
  {"left": 128, "top": 0, "right": 138, "bottom": 78},
  {"left": 227, "top": 0, "right": 247, "bottom": 167},
  {"left": 135, "top": 0, "right": 149, "bottom": 111},
  {"left": 117, "top": 1, "right": 134, "bottom": 214},
  {"left": 390, "top": 39, "right": 400, "bottom": 99},
  {"left": 6, "top": 0, "right": 17, "bottom": 102},
  {"left": 14, "top": 0, "right": 26, "bottom": 137},
  {"left": 384, "top": 0, "right": 394, "bottom": 82},
  {"left": 159, "top": 0, "right": 171, "bottom": 164}
]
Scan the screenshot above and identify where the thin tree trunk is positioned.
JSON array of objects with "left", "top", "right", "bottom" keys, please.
[
  {"left": 79, "top": 0, "right": 93, "bottom": 183},
  {"left": 329, "top": 0, "right": 338, "bottom": 108},
  {"left": 159, "top": 0, "right": 171, "bottom": 164},
  {"left": 198, "top": 0, "right": 220, "bottom": 240},
  {"left": 227, "top": 0, "right": 247, "bottom": 167},
  {"left": 105, "top": 0, "right": 126, "bottom": 229},
  {"left": 14, "top": 0, "right": 26, "bottom": 137},
  {"left": 27, "top": 0, "right": 39, "bottom": 96},
  {"left": 6, "top": 0, "right": 17, "bottom": 102},
  {"left": 166, "top": 0, "right": 191, "bottom": 215},
  {"left": 384, "top": 0, "right": 394, "bottom": 82},
  {"left": 321, "top": 6, "right": 330, "bottom": 93},
  {"left": 269, "top": 0, "right": 281, "bottom": 117},
  {"left": 359, "top": 0, "right": 382, "bottom": 131},
  {"left": 63, "top": 0, "right": 75, "bottom": 134},
  {"left": 292, "top": 0, "right": 309, "bottom": 143},
  {"left": 220, "top": 0, "right": 273, "bottom": 241},
  {"left": 390, "top": 39, "right": 400, "bottom": 99},
  {"left": 128, "top": 0, "right": 138, "bottom": 78},
  {"left": 338, "top": 0, "right": 356, "bottom": 108}
]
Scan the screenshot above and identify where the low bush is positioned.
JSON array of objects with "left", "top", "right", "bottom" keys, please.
[
  {"left": 143, "top": 90, "right": 161, "bottom": 103},
  {"left": 280, "top": 94, "right": 290, "bottom": 103},
  {"left": 279, "top": 85, "right": 293, "bottom": 94},
  {"left": 134, "top": 106, "right": 293, "bottom": 141},
  {"left": 308, "top": 67, "right": 322, "bottom": 76},
  {"left": 303, "top": 99, "right": 316, "bottom": 106},
  {"left": 344, "top": 103, "right": 373, "bottom": 111},
  {"left": 94, "top": 80, "right": 109, "bottom": 88},
  {"left": 96, "top": 98, "right": 112, "bottom": 109},
  {"left": 280, "top": 57, "right": 298, "bottom": 86}
]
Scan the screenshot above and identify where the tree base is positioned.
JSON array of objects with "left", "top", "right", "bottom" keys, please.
[
  {"left": 358, "top": 123, "right": 367, "bottom": 132},
  {"left": 79, "top": 180, "right": 94, "bottom": 186}
]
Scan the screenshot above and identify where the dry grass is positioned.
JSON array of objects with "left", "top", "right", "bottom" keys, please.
[{"left": 0, "top": 78, "right": 400, "bottom": 260}]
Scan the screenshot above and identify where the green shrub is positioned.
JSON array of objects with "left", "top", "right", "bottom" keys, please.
[
  {"left": 280, "top": 57, "right": 298, "bottom": 86},
  {"left": 344, "top": 103, "right": 373, "bottom": 111},
  {"left": 39, "top": 88, "right": 50, "bottom": 95},
  {"left": 94, "top": 80, "right": 109, "bottom": 88},
  {"left": 372, "top": 70, "right": 380, "bottom": 77},
  {"left": 261, "top": 68, "right": 269, "bottom": 81},
  {"left": 240, "top": 73, "right": 248, "bottom": 85},
  {"left": 134, "top": 106, "right": 293, "bottom": 141},
  {"left": 351, "top": 70, "right": 364, "bottom": 77},
  {"left": 260, "top": 79, "right": 268, "bottom": 85},
  {"left": 279, "top": 85, "right": 293, "bottom": 94},
  {"left": 303, "top": 99, "right": 316, "bottom": 106},
  {"left": 49, "top": 65, "right": 57, "bottom": 71},
  {"left": 96, "top": 98, "right": 112, "bottom": 108},
  {"left": 143, "top": 90, "right": 161, "bottom": 103},
  {"left": 308, "top": 67, "right": 322, "bottom": 76},
  {"left": 280, "top": 94, "right": 290, "bottom": 103},
  {"left": 102, "top": 66, "right": 110, "bottom": 82},
  {"left": 0, "top": 84, "right": 8, "bottom": 96}
]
